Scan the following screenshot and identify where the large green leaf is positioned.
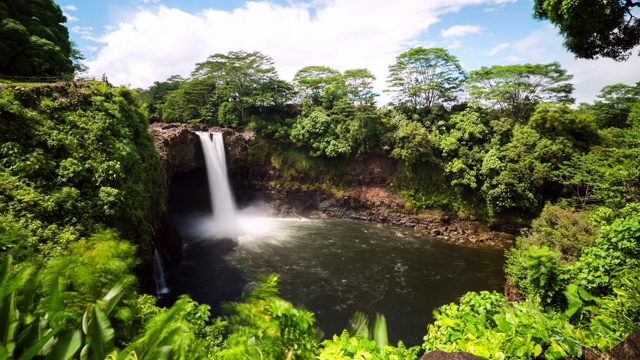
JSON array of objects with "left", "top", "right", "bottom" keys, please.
[
  {"left": 45, "top": 329, "right": 81, "bottom": 360},
  {"left": 85, "top": 306, "right": 115, "bottom": 360},
  {"left": 17, "top": 325, "right": 63, "bottom": 360}
]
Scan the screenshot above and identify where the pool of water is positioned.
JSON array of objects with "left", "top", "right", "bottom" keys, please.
[{"left": 162, "top": 214, "right": 504, "bottom": 346}]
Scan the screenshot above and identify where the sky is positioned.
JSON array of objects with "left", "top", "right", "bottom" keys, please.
[{"left": 60, "top": 0, "right": 640, "bottom": 105}]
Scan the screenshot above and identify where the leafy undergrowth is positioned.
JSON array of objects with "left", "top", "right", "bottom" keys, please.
[{"left": 0, "top": 83, "right": 165, "bottom": 257}]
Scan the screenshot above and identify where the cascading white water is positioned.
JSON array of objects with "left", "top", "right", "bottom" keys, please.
[
  {"left": 196, "top": 132, "right": 242, "bottom": 236},
  {"left": 197, "top": 132, "right": 238, "bottom": 221},
  {"left": 153, "top": 248, "right": 169, "bottom": 295}
]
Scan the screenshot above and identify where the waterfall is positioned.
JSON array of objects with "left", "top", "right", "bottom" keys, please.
[
  {"left": 153, "top": 248, "right": 169, "bottom": 295},
  {"left": 197, "top": 132, "right": 239, "bottom": 230}
]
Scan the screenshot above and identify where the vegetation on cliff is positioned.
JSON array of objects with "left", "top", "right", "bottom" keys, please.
[{"left": 0, "top": 82, "right": 165, "bottom": 257}]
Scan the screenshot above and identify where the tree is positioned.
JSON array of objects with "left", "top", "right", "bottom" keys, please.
[
  {"left": 435, "top": 109, "right": 492, "bottom": 190},
  {"left": 529, "top": 102, "right": 599, "bottom": 150},
  {"left": 386, "top": 113, "right": 434, "bottom": 165},
  {"left": 534, "top": 0, "right": 640, "bottom": 61},
  {"left": 480, "top": 125, "right": 573, "bottom": 216},
  {"left": 580, "top": 82, "right": 640, "bottom": 128},
  {"left": 343, "top": 68, "right": 377, "bottom": 109},
  {"left": 292, "top": 65, "right": 343, "bottom": 105},
  {"left": 290, "top": 110, "right": 351, "bottom": 157},
  {"left": 467, "top": 62, "right": 574, "bottom": 122},
  {"left": 192, "top": 50, "right": 280, "bottom": 124},
  {"left": 140, "top": 75, "right": 185, "bottom": 122},
  {"left": 160, "top": 77, "right": 215, "bottom": 123},
  {"left": 0, "top": 0, "right": 75, "bottom": 77},
  {"left": 386, "top": 47, "right": 465, "bottom": 110}
]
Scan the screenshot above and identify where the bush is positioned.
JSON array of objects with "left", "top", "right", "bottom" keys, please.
[{"left": 518, "top": 204, "right": 597, "bottom": 262}]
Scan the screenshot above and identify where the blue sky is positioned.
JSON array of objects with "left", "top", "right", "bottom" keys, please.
[{"left": 60, "top": 0, "right": 640, "bottom": 104}]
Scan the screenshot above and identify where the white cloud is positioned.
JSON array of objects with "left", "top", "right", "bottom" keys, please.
[
  {"left": 441, "top": 25, "right": 482, "bottom": 38},
  {"left": 71, "top": 26, "right": 97, "bottom": 41},
  {"left": 63, "top": 5, "right": 77, "bottom": 11},
  {"left": 488, "top": 42, "right": 509, "bottom": 55},
  {"left": 71, "top": 26, "right": 93, "bottom": 35},
  {"left": 87, "top": 0, "right": 513, "bottom": 95},
  {"left": 62, "top": 12, "right": 80, "bottom": 22},
  {"left": 64, "top": 13, "right": 79, "bottom": 22}
]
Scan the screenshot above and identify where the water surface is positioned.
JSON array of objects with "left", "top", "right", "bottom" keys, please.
[{"left": 164, "top": 208, "right": 504, "bottom": 345}]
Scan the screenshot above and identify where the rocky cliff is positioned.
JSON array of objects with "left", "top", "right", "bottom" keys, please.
[{"left": 149, "top": 123, "right": 514, "bottom": 249}]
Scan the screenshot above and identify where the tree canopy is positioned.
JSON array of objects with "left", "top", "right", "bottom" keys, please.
[
  {"left": 467, "top": 62, "right": 574, "bottom": 121},
  {"left": 534, "top": 0, "right": 640, "bottom": 60},
  {"left": 386, "top": 47, "right": 465, "bottom": 110},
  {"left": 0, "top": 0, "right": 76, "bottom": 77}
]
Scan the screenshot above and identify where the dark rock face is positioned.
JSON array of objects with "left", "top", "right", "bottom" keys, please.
[
  {"left": 421, "top": 350, "right": 483, "bottom": 360},
  {"left": 149, "top": 123, "right": 271, "bottom": 190},
  {"left": 607, "top": 330, "right": 640, "bottom": 359},
  {"left": 149, "top": 123, "right": 207, "bottom": 187}
]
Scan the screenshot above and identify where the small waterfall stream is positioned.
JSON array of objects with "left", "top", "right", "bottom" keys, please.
[{"left": 154, "top": 248, "right": 169, "bottom": 295}]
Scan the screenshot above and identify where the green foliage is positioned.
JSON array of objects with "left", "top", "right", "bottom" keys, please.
[
  {"left": 120, "top": 296, "right": 225, "bottom": 360},
  {"left": 480, "top": 125, "right": 572, "bottom": 217},
  {"left": 319, "top": 330, "right": 419, "bottom": 360},
  {"left": 534, "top": 0, "right": 640, "bottom": 60},
  {"left": 389, "top": 117, "right": 433, "bottom": 165},
  {"left": 436, "top": 109, "right": 492, "bottom": 190},
  {"left": 506, "top": 245, "right": 567, "bottom": 309},
  {"left": 515, "top": 204, "right": 597, "bottom": 262},
  {"left": 293, "top": 65, "right": 343, "bottom": 106},
  {"left": 217, "top": 275, "right": 318, "bottom": 359},
  {"left": 523, "top": 246, "right": 566, "bottom": 309},
  {"left": 138, "top": 75, "right": 185, "bottom": 122},
  {"left": 589, "top": 202, "right": 640, "bottom": 227},
  {"left": 0, "top": 0, "right": 76, "bottom": 77},
  {"left": 579, "top": 82, "right": 640, "bottom": 128},
  {"left": 291, "top": 109, "right": 352, "bottom": 157},
  {"left": 570, "top": 217, "right": 640, "bottom": 294},
  {"left": 467, "top": 63, "right": 574, "bottom": 121},
  {"left": 39, "top": 230, "right": 137, "bottom": 314},
  {"left": 387, "top": 47, "right": 465, "bottom": 110},
  {"left": 0, "top": 84, "right": 166, "bottom": 254},
  {"left": 424, "top": 291, "right": 583, "bottom": 359},
  {"left": 0, "top": 253, "right": 131, "bottom": 360},
  {"left": 529, "top": 102, "right": 598, "bottom": 150},
  {"left": 343, "top": 68, "right": 377, "bottom": 109}
]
